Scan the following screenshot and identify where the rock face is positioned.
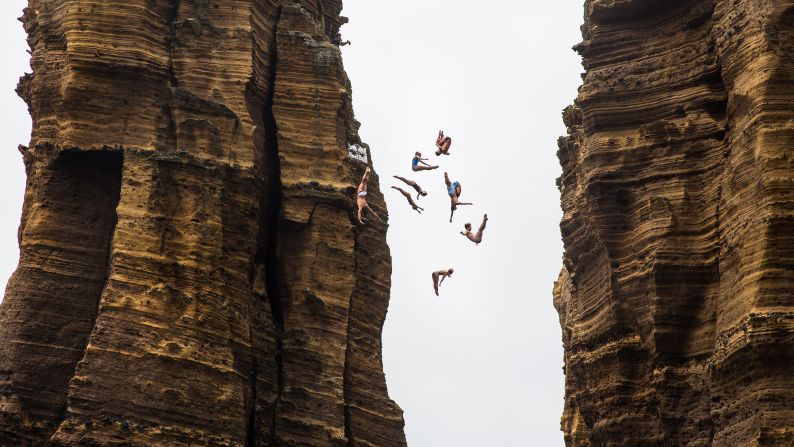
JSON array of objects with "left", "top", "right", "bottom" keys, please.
[
  {"left": 555, "top": 1, "right": 794, "bottom": 445},
  {"left": 0, "top": 1, "right": 406, "bottom": 446}
]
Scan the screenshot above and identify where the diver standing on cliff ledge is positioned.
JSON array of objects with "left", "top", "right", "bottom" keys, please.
[
  {"left": 332, "top": 32, "right": 351, "bottom": 46},
  {"left": 357, "top": 167, "right": 385, "bottom": 225}
]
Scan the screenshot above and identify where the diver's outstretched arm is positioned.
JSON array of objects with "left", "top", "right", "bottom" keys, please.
[{"left": 359, "top": 167, "right": 371, "bottom": 190}]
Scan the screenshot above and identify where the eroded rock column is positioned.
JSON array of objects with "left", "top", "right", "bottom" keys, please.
[
  {"left": 0, "top": 1, "right": 405, "bottom": 446},
  {"left": 556, "top": 1, "right": 794, "bottom": 445}
]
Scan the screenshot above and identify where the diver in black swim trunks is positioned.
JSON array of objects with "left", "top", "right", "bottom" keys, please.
[
  {"left": 393, "top": 175, "right": 428, "bottom": 200},
  {"left": 391, "top": 186, "right": 424, "bottom": 214}
]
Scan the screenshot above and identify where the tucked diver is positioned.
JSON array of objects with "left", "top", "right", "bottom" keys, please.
[
  {"left": 435, "top": 130, "right": 452, "bottom": 156},
  {"left": 391, "top": 186, "right": 424, "bottom": 214},
  {"left": 393, "top": 175, "right": 428, "bottom": 200},
  {"left": 432, "top": 268, "right": 455, "bottom": 296},
  {"left": 412, "top": 152, "right": 439, "bottom": 172},
  {"left": 461, "top": 214, "right": 488, "bottom": 245},
  {"left": 357, "top": 167, "right": 385, "bottom": 225},
  {"left": 445, "top": 171, "right": 473, "bottom": 222}
]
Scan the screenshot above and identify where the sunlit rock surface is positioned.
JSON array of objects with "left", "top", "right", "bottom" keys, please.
[
  {"left": 0, "top": 1, "right": 406, "bottom": 446},
  {"left": 555, "top": 1, "right": 794, "bottom": 445}
]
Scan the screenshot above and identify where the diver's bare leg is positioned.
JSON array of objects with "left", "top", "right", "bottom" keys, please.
[
  {"left": 413, "top": 165, "right": 438, "bottom": 172},
  {"left": 433, "top": 272, "right": 440, "bottom": 296},
  {"left": 391, "top": 186, "right": 411, "bottom": 199},
  {"left": 367, "top": 206, "right": 385, "bottom": 223},
  {"left": 393, "top": 175, "right": 416, "bottom": 187}
]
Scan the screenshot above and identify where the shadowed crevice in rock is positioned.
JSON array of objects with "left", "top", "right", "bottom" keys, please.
[
  {"left": 262, "top": 7, "right": 285, "bottom": 447},
  {"left": 0, "top": 148, "right": 123, "bottom": 444},
  {"left": 166, "top": 0, "right": 182, "bottom": 89},
  {"left": 342, "top": 233, "right": 359, "bottom": 447},
  {"left": 52, "top": 150, "right": 125, "bottom": 429},
  {"left": 246, "top": 355, "right": 259, "bottom": 447}
]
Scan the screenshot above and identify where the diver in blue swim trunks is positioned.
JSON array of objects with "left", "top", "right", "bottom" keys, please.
[
  {"left": 412, "top": 152, "right": 439, "bottom": 172},
  {"left": 444, "top": 171, "right": 473, "bottom": 222}
]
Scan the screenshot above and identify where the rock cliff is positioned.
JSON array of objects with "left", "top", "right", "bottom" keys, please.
[
  {"left": 0, "top": 1, "right": 406, "bottom": 446},
  {"left": 555, "top": 1, "right": 794, "bottom": 445}
]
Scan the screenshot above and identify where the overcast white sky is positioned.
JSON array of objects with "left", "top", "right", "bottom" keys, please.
[{"left": 0, "top": 1, "right": 583, "bottom": 445}]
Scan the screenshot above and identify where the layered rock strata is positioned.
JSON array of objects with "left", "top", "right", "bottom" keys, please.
[
  {"left": 0, "top": 1, "right": 406, "bottom": 446},
  {"left": 555, "top": 1, "right": 794, "bottom": 445}
]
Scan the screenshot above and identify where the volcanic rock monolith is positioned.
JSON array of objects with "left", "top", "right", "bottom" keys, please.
[
  {"left": 555, "top": 1, "right": 794, "bottom": 445},
  {"left": 0, "top": 2, "right": 406, "bottom": 446}
]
